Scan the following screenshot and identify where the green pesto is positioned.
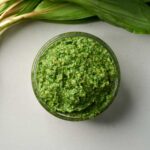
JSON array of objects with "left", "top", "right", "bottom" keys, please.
[{"left": 33, "top": 34, "right": 119, "bottom": 121}]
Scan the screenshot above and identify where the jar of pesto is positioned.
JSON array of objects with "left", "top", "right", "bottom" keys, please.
[{"left": 32, "top": 32, "right": 120, "bottom": 121}]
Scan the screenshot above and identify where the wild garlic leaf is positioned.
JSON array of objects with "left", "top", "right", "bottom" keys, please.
[
  {"left": 1, "top": 0, "right": 42, "bottom": 21},
  {"left": 32, "top": 0, "right": 94, "bottom": 21},
  {"left": 0, "top": 0, "right": 95, "bottom": 33},
  {"left": 144, "top": 0, "right": 150, "bottom": 2},
  {"left": 0, "top": 0, "right": 16, "bottom": 15},
  {"left": 59, "top": 0, "right": 150, "bottom": 33},
  {"left": 16, "top": 0, "right": 43, "bottom": 15}
]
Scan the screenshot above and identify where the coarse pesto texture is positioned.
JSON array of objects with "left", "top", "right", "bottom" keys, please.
[{"left": 33, "top": 35, "right": 119, "bottom": 120}]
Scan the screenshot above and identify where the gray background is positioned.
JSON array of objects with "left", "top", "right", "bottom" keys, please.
[{"left": 0, "top": 21, "right": 150, "bottom": 150}]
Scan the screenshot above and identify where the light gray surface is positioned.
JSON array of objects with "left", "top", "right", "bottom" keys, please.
[{"left": 0, "top": 21, "right": 150, "bottom": 150}]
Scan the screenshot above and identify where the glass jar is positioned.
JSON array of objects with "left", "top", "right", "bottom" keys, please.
[{"left": 31, "top": 32, "right": 120, "bottom": 121}]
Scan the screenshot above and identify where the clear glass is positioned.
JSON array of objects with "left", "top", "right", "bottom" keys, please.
[{"left": 31, "top": 32, "right": 120, "bottom": 121}]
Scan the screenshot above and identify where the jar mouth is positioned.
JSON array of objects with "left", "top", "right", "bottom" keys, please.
[{"left": 31, "top": 32, "right": 121, "bottom": 121}]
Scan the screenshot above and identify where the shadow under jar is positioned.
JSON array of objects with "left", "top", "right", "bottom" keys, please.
[{"left": 31, "top": 32, "right": 120, "bottom": 121}]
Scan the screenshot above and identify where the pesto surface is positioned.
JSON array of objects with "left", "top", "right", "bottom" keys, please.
[{"left": 33, "top": 34, "right": 119, "bottom": 120}]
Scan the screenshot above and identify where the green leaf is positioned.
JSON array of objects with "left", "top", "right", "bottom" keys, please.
[
  {"left": 58, "top": 0, "right": 150, "bottom": 33},
  {"left": 0, "top": 0, "right": 16, "bottom": 15},
  {"left": 16, "top": 0, "right": 43, "bottom": 15},
  {"left": 0, "top": 0, "right": 43, "bottom": 19},
  {"left": 32, "top": 0, "right": 94, "bottom": 21},
  {"left": 144, "top": 0, "right": 150, "bottom": 2},
  {"left": 0, "top": 0, "right": 95, "bottom": 33}
]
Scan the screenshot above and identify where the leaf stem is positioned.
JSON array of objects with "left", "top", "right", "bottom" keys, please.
[
  {"left": 0, "top": 0, "right": 23, "bottom": 20},
  {"left": 0, "top": 3, "right": 66, "bottom": 32},
  {"left": 0, "top": 0, "right": 10, "bottom": 7}
]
